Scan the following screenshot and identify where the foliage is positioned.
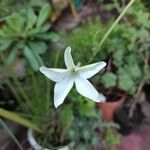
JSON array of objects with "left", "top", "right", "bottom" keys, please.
[
  {"left": 68, "top": 112, "right": 102, "bottom": 149},
  {"left": 104, "top": 128, "right": 120, "bottom": 150},
  {"left": 0, "top": 0, "right": 49, "bottom": 18},
  {"left": 0, "top": 108, "right": 42, "bottom": 133},
  {"left": 65, "top": 19, "right": 110, "bottom": 64},
  {"left": 2, "top": 0, "right": 148, "bottom": 148},
  {"left": 0, "top": 0, "right": 24, "bottom": 18},
  {"left": 99, "top": 0, "right": 150, "bottom": 99},
  {"left": 35, "top": 90, "right": 103, "bottom": 148},
  {"left": 0, "top": 3, "right": 59, "bottom": 70}
]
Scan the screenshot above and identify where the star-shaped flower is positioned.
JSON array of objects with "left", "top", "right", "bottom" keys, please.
[{"left": 40, "top": 47, "right": 106, "bottom": 108}]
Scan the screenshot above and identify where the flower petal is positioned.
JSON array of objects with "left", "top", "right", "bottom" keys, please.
[
  {"left": 78, "top": 61, "right": 106, "bottom": 79},
  {"left": 64, "top": 46, "right": 75, "bottom": 69},
  {"left": 40, "top": 66, "right": 68, "bottom": 82},
  {"left": 75, "top": 76, "right": 106, "bottom": 102},
  {"left": 54, "top": 75, "right": 74, "bottom": 108}
]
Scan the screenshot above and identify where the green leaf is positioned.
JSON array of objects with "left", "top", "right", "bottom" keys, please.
[
  {"left": 16, "top": 40, "right": 26, "bottom": 49},
  {"left": 26, "top": 24, "right": 51, "bottom": 36},
  {"left": 6, "top": 13, "right": 25, "bottom": 32},
  {"left": 0, "top": 39, "right": 14, "bottom": 51},
  {"left": 23, "top": 46, "right": 39, "bottom": 70},
  {"left": 36, "top": 4, "right": 51, "bottom": 27},
  {"left": 33, "top": 53, "right": 43, "bottom": 66},
  {"left": 25, "top": 8, "right": 37, "bottom": 31},
  {"left": 78, "top": 98, "right": 96, "bottom": 117},
  {"left": 28, "top": 42, "right": 47, "bottom": 54},
  {"left": 127, "top": 64, "right": 141, "bottom": 79},
  {"left": 0, "top": 108, "right": 42, "bottom": 133},
  {"left": 113, "top": 50, "right": 124, "bottom": 67},
  {"left": 35, "top": 32, "right": 60, "bottom": 41},
  {"left": 127, "top": 54, "right": 139, "bottom": 64},
  {"left": 136, "top": 10, "right": 149, "bottom": 28},
  {"left": 39, "top": 23, "right": 51, "bottom": 32},
  {"left": 26, "top": 28, "right": 41, "bottom": 36},
  {"left": 59, "top": 105, "right": 73, "bottom": 128},
  {"left": 101, "top": 72, "right": 117, "bottom": 88},
  {"left": 1, "top": 25, "right": 16, "bottom": 37},
  {"left": 7, "top": 49, "right": 17, "bottom": 65},
  {"left": 118, "top": 70, "right": 136, "bottom": 93}
]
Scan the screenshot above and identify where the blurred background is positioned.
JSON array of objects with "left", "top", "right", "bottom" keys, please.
[{"left": 0, "top": 0, "right": 150, "bottom": 150}]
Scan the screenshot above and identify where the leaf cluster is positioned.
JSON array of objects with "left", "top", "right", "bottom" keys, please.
[
  {"left": 99, "top": 0, "right": 150, "bottom": 98},
  {"left": 0, "top": 4, "right": 59, "bottom": 70}
]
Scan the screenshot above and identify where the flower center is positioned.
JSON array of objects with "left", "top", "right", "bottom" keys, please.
[{"left": 71, "top": 68, "right": 78, "bottom": 75}]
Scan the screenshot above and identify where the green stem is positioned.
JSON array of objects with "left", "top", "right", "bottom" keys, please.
[
  {"left": 46, "top": 78, "right": 51, "bottom": 110},
  {"left": 5, "top": 80, "right": 28, "bottom": 110},
  {"left": 33, "top": 50, "right": 51, "bottom": 109},
  {"left": 30, "top": 71, "right": 39, "bottom": 99},
  {"left": 89, "top": 0, "right": 135, "bottom": 62},
  {"left": 13, "top": 77, "right": 30, "bottom": 107},
  {"left": 54, "top": 50, "right": 61, "bottom": 68}
]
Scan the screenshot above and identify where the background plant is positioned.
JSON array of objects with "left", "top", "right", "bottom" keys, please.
[
  {"left": 99, "top": 0, "right": 150, "bottom": 96},
  {"left": 0, "top": 0, "right": 49, "bottom": 18},
  {"left": 65, "top": 19, "right": 110, "bottom": 64},
  {"left": 104, "top": 128, "right": 120, "bottom": 150},
  {"left": 0, "top": 3, "right": 59, "bottom": 70},
  {"left": 0, "top": 0, "right": 25, "bottom": 18}
]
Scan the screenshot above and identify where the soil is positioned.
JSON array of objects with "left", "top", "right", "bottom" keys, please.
[
  {"left": 106, "top": 93, "right": 121, "bottom": 102},
  {"left": 103, "top": 87, "right": 126, "bottom": 102}
]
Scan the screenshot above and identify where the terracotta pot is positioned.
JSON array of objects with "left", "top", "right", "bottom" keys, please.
[
  {"left": 27, "top": 129, "right": 75, "bottom": 150},
  {"left": 97, "top": 95, "right": 126, "bottom": 121}
]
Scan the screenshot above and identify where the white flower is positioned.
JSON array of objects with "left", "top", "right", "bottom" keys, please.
[{"left": 40, "top": 47, "right": 106, "bottom": 108}]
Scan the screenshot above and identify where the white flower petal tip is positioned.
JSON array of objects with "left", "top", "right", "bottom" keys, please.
[
  {"left": 98, "top": 94, "right": 106, "bottom": 103},
  {"left": 54, "top": 102, "right": 61, "bottom": 108},
  {"left": 39, "top": 66, "right": 45, "bottom": 73},
  {"left": 99, "top": 61, "right": 107, "bottom": 68},
  {"left": 66, "top": 46, "right": 71, "bottom": 52},
  {"left": 65, "top": 46, "right": 72, "bottom": 57},
  {"left": 64, "top": 46, "right": 75, "bottom": 69},
  {"left": 78, "top": 61, "right": 107, "bottom": 79},
  {"left": 39, "top": 66, "right": 68, "bottom": 82}
]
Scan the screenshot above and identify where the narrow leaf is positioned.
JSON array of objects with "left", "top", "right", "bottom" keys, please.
[
  {"left": 7, "top": 49, "right": 17, "bottom": 65},
  {"left": 36, "top": 4, "right": 51, "bottom": 27},
  {"left": 6, "top": 13, "right": 25, "bottom": 32},
  {"left": 35, "top": 32, "right": 60, "bottom": 41},
  {"left": 59, "top": 105, "right": 73, "bottom": 127},
  {"left": 0, "top": 39, "right": 14, "bottom": 51},
  {"left": 0, "top": 108, "right": 42, "bottom": 133},
  {"left": 28, "top": 42, "right": 47, "bottom": 54},
  {"left": 23, "top": 46, "right": 39, "bottom": 70},
  {"left": 26, "top": 8, "right": 37, "bottom": 31}
]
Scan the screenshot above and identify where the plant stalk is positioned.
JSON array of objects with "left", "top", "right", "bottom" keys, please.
[
  {"left": 89, "top": 0, "right": 135, "bottom": 62},
  {"left": 128, "top": 80, "right": 144, "bottom": 118}
]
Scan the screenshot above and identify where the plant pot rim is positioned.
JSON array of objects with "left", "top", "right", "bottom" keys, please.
[
  {"left": 27, "top": 128, "right": 75, "bottom": 150},
  {"left": 97, "top": 94, "right": 126, "bottom": 121},
  {"left": 98, "top": 94, "right": 126, "bottom": 105}
]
